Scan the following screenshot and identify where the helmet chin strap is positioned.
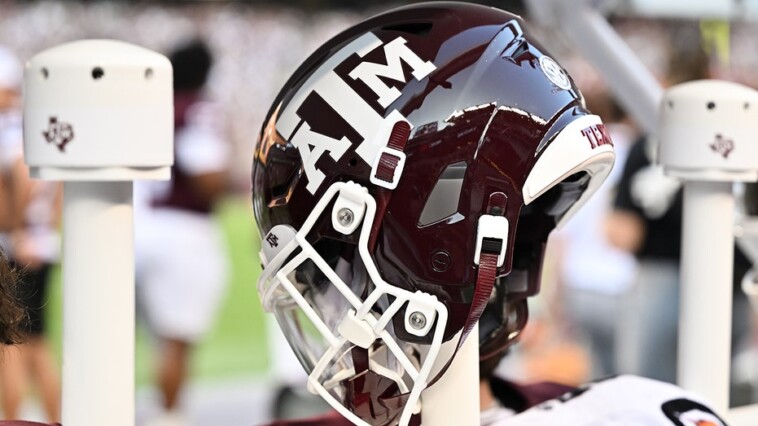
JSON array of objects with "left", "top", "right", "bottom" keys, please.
[
  {"left": 463, "top": 192, "right": 508, "bottom": 342},
  {"left": 422, "top": 192, "right": 509, "bottom": 391}
]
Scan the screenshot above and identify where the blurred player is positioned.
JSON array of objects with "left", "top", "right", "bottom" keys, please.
[{"left": 135, "top": 39, "right": 230, "bottom": 426}]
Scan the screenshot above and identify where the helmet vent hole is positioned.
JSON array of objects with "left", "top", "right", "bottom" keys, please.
[
  {"left": 145, "top": 68, "right": 154, "bottom": 80},
  {"left": 707, "top": 101, "right": 716, "bottom": 110},
  {"left": 382, "top": 22, "right": 433, "bottom": 36},
  {"left": 92, "top": 67, "right": 105, "bottom": 80},
  {"left": 418, "top": 162, "right": 466, "bottom": 227},
  {"left": 348, "top": 157, "right": 358, "bottom": 167},
  {"left": 745, "top": 102, "right": 751, "bottom": 110},
  {"left": 41, "top": 68, "right": 49, "bottom": 79}
]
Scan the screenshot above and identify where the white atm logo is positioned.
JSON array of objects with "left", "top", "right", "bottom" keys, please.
[{"left": 275, "top": 33, "right": 436, "bottom": 194}]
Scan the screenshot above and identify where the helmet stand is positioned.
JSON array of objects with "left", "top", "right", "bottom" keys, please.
[
  {"left": 23, "top": 40, "right": 173, "bottom": 426},
  {"left": 420, "top": 324, "right": 480, "bottom": 425},
  {"left": 658, "top": 80, "right": 758, "bottom": 415}
]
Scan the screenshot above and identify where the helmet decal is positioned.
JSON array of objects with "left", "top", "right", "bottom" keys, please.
[
  {"left": 539, "top": 55, "right": 572, "bottom": 90},
  {"left": 275, "top": 32, "right": 436, "bottom": 194},
  {"left": 349, "top": 36, "right": 436, "bottom": 108},
  {"left": 581, "top": 122, "right": 614, "bottom": 149}
]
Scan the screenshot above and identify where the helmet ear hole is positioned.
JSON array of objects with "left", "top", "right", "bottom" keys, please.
[{"left": 418, "top": 162, "right": 467, "bottom": 227}]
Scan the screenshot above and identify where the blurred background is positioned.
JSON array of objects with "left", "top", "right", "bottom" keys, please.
[{"left": 1, "top": 0, "right": 758, "bottom": 425}]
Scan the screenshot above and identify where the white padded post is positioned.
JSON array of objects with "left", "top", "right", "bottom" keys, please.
[{"left": 421, "top": 324, "right": 479, "bottom": 425}]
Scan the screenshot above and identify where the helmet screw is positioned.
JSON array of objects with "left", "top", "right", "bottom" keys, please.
[
  {"left": 338, "top": 208, "right": 354, "bottom": 226},
  {"left": 409, "top": 311, "right": 427, "bottom": 330}
]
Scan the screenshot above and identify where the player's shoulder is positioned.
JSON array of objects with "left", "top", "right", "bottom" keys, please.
[{"left": 506, "top": 375, "right": 726, "bottom": 426}]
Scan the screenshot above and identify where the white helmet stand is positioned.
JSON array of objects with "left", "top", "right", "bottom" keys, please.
[
  {"left": 658, "top": 80, "right": 758, "bottom": 414},
  {"left": 421, "top": 325, "right": 480, "bottom": 425},
  {"left": 22, "top": 40, "right": 173, "bottom": 426}
]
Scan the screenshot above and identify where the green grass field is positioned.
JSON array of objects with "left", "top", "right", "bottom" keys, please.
[{"left": 44, "top": 195, "right": 271, "bottom": 386}]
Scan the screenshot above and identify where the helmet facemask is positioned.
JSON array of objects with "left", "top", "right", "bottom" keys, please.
[{"left": 259, "top": 182, "right": 450, "bottom": 426}]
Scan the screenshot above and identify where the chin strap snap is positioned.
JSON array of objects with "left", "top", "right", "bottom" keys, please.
[{"left": 462, "top": 192, "right": 508, "bottom": 343}]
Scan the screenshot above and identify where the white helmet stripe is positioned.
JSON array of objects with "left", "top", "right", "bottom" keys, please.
[{"left": 523, "top": 114, "right": 615, "bottom": 227}]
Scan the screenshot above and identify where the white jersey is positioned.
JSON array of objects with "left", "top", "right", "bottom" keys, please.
[{"left": 485, "top": 375, "right": 725, "bottom": 426}]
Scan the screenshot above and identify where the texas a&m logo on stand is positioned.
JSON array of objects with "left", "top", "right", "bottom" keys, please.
[{"left": 42, "top": 116, "right": 75, "bottom": 152}]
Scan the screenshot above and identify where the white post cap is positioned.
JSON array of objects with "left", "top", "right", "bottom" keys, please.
[
  {"left": 658, "top": 79, "right": 758, "bottom": 182},
  {"left": 23, "top": 39, "right": 173, "bottom": 181}
]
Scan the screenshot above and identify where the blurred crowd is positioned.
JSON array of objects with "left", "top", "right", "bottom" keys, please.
[{"left": 0, "top": 0, "right": 757, "bottom": 425}]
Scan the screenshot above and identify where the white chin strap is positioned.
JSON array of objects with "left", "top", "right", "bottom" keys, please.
[{"left": 258, "top": 181, "right": 449, "bottom": 426}]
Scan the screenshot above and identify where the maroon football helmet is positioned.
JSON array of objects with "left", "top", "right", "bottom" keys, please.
[{"left": 252, "top": 2, "right": 614, "bottom": 425}]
